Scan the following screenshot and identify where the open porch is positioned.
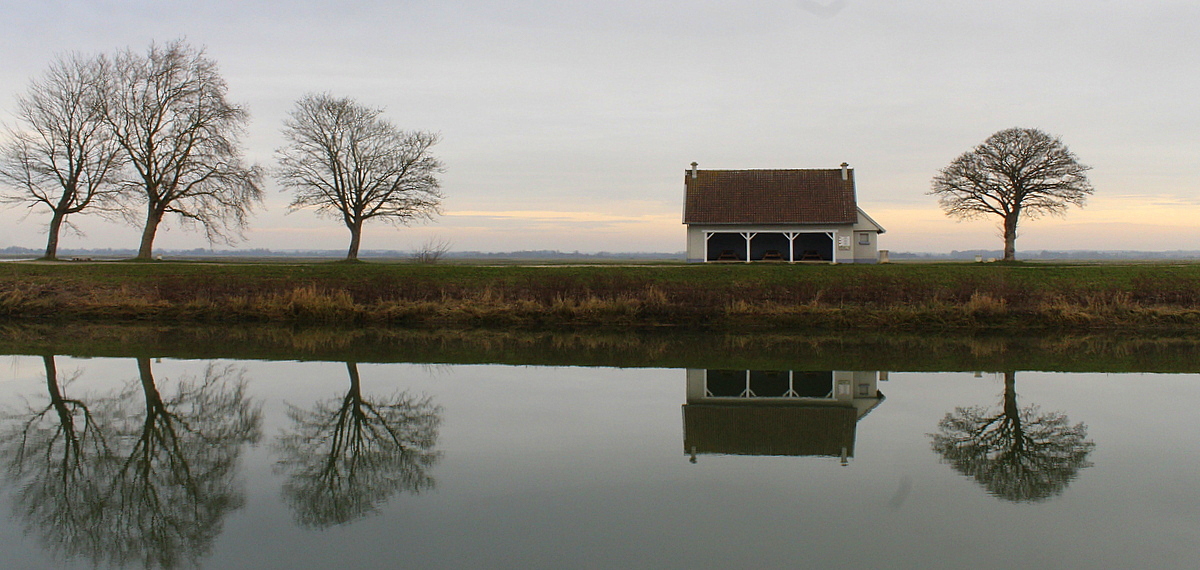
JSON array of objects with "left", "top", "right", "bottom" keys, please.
[{"left": 703, "top": 231, "right": 835, "bottom": 262}]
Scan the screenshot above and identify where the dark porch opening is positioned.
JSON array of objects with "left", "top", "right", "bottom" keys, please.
[
  {"left": 792, "top": 371, "right": 834, "bottom": 398},
  {"left": 705, "top": 370, "right": 746, "bottom": 397},
  {"left": 793, "top": 233, "right": 833, "bottom": 261},
  {"left": 706, "top": 233, "right": 745, "bottom": 261},
  {"left": 750, "top": 234, "right": 790, "bottom": 262},
  {"left": 749, "top": 370, "right": 791, "bottom": 397}
]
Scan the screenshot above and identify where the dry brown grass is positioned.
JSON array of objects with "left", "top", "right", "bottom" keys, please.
[{"left": 4, "top": 262, "right": 1200, "bottom": 331}]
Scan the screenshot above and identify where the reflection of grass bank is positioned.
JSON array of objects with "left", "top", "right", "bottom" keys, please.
[
  {"left": 5, "top": 322, "right": 1200, "bottom": 373},
  {"left": 4, "top": 262, "right": 1200, "bottom": 330}
]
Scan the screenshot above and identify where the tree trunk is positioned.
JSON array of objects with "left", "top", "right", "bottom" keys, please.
[
  {"left": 44, "top": 211, "right": 65, "bottom": 260},
  {"left": 1002, "top": 213, "right": 1019, "bottom": 261},
  {"left": 345, "top": 361, "right": 362, "bottom": 402},
  {"left": 1002, "top": 371, "right": 1024, "bottom": 453},
  {"left": 345, "top": 221, "right": 362, "bottom": 260},
  {"left": 43, "top": 354, "right": 68, "bottom": 412},
  {"left": 137, "top": 209, "right": 162, "bottom": 260},
  {"left": 43, "top": 355, "right": 78, "bottom": 437},
  {"left": 344, "top": 361, "right": 365, "bottom": 424},
  {"left": 1002, "top": 371, "right": 1018, "bottom": 418},
  {"left": 43, "top": 355, "right": 60, "bottom": 401},
  {"left": 137, "top": 357, "right": 165, "bottom": 411}
]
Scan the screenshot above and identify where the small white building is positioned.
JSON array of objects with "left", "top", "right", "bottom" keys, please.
[{"left": 683, "top": 163, "right": 885, "bottom": 263}]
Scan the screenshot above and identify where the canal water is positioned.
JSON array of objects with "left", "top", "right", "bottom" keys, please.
[{"left": 0, "top": 343, "right": 1197, "bottom": 568}]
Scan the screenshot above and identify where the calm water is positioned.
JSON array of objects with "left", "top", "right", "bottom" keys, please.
[{"left": 0, "top": 351, "right": 1198, "bottom": 569}]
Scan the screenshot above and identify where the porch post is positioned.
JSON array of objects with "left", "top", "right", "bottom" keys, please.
[
  {"left": 783, "top": 232, "right": 798, "bottom": 263},
  {"left": 741, "top": 232, "right": 756, "bottom": 263},
  {"left": 784, "top": 371, "right": 799, "bottom": 398},
  {"left": 703, "top": 232, "right": 712, "bottom": 263},
  {"left": 828, "top": 231, "right": 837, "bottom": 263}
]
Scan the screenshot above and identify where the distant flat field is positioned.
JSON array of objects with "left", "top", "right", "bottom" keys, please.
[{"left": 2, "top": 260, "right": 1200, "bottom": 330}]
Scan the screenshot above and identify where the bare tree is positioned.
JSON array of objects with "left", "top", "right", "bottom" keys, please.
[
  {"left": 411, "top": 235, "right": 452, "bottom": 264},
  {"left": 103, "top": 40, "right": 263, "bottom": 260},
  {"left": 0, "top": 53, "right": 123, "bottom": 259},
  {"left": 929, "top": 127, "right": 1093, "bottom": 261},
  {"left": 276, "top": 93, "right": 444, "bottom": 260}
]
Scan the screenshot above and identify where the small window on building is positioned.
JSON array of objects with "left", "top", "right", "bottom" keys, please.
[{"left": 857, "top": 233, "right": 870, "bottom": 246}]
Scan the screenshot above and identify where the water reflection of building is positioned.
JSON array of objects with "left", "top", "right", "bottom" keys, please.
[{"left": 683, "top": 370, "right": 885, "bottom": 464}]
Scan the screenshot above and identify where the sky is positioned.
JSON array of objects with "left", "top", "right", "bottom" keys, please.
[{"left": 0, "top": 1, "right": 1197, "bottom": 254}]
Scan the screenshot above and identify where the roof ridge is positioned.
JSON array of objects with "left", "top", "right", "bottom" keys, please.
[{"left": 694, "top": 168, "right": 845, "bottom": 172}]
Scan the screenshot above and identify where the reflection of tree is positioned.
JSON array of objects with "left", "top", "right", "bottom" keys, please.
[
  {"left": 0, "top": 356, "right": 111, "bottom": 559},
  {"left": 0, "top": 357, "right": 261, "bottom": 568},
  {"left": 931, "top": 371, "right": 1095, "bottom": 502},
  {"left": 274, "top": 361, "right": 442, "bottom": 529},
  {"left": 101, "top": 358, "right": 263, "bottom": 567}
]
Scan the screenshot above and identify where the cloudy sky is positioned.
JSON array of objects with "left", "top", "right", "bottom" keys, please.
[{"left": 1, "top": 1, "right": 1197, "bottom": 254}]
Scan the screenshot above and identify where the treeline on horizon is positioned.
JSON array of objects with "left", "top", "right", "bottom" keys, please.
[
  {"left": 891, "top": 249, "right": 1200, "bottom": 261},
  {"left": 0, "top": 246, "right": 687, "bottom": 259},
  {"left": 2, "top": 245, "right": 1197, "bottom": 261}
]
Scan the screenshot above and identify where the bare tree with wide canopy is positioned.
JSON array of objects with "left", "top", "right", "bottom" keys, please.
[
  {"left": 0, "top": 53, "right": 123, "bottom": 259},
  {"left": 929, "top": 127, "right": 1093, "bottom": 261},
  {"left": 276, "top": 93, "right": 444, "bottom": 260},
  {"left": 930, "top": 371, "right": 1095, "bottom": 503},
  {"left": 103, "top": 40, "right": 262, "bottom": 259}
]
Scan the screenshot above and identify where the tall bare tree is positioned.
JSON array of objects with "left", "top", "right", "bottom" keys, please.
[
  {"left": 929, "top": 127, "right": 1093, "bottom": 261},
  {"left": 276, "top": 93, "right": 443, "bottom": 260},
  {"left": 104, "top": 40, "right": 262, "bottom": 259},
  {"left": 0, "top": 53, "right": 123, "bottom": 259}
]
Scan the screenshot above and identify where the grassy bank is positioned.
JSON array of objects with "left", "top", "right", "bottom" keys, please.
[{"left": 3, "top": 261, "right": 1200, "bottom": 331}]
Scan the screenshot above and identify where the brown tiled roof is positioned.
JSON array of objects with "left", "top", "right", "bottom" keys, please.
[
  {"left": 682, "top": 404, "right": 857, "bottom": 457},
  {"left": 683, "top": 169, "right": 858, "bottom": 225}
]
